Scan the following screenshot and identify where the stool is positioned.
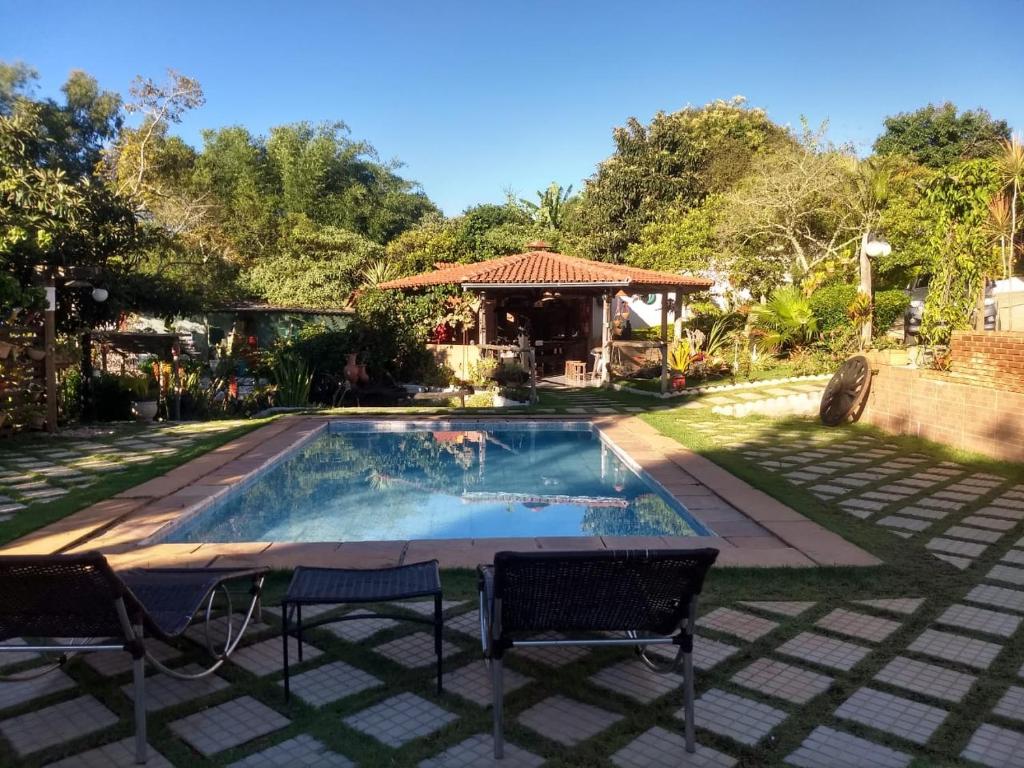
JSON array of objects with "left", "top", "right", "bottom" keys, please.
[
  {"left": 565, "top": 360, "right": 587, "bottom": 386},
  {"left": 281, "top": 560, "right": 443, "bottom": 698}
]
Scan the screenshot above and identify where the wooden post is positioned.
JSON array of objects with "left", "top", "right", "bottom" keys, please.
[
  {"left": 859, "top": 232, "right": 873, "bottom": 349},
  {"left": 660, "top": 290, "right": 669, "bottom": 395},
  {"left": 601, "top": 292, "right": 612, "bottom": 387},
  {"left": 43, "top": 277, "right": 57, "bottom": 433}
]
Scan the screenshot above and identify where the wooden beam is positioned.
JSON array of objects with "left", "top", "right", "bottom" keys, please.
[
  {"left": 660, "top": 291, "right": 669, "bottom": 395},
  {"left": 601, "top": 292, "right": 612, "bottom": 386},
  {"left": 44, "top": 278, "right": 57, "bottom": 433}
]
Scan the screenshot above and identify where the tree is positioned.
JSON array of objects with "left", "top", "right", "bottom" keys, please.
[
  {"left": 994, "top": 135, "right": 1024, "bottom": 278},
  {"left": 572, "top": 97, "right": 792, "bottom": 261},
  {"left": 519, "top": 182, "right": 574, "bottom": 230},
  {"left": 874, "top": 103, "right": 1010, "bottom": 169}
]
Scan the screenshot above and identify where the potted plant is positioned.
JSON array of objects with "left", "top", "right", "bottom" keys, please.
[
  {"left": 128, "top": 374, "right": 159, "bottom": 422},
  {"left": 668, "top": 339, "right": 693, "bottom": 390},
  {"left": 494, "top": 385, "right": 531, "bottom": 407}
]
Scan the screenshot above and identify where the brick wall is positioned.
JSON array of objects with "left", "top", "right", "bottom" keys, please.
[
  {"left": 860, "top": 365, "right": 1024, "bottom": 462},
  {"left": 949, "top": 331, "right": 1024, "bottom": 394}
]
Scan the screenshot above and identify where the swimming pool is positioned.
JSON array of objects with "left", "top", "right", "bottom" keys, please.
[{"left": 159, "top": 420, "right": 713, "bottom": 543}]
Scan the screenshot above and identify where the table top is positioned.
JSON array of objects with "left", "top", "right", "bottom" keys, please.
[{"left": 284, "top": 560, "right": 441, "bottom": 604}]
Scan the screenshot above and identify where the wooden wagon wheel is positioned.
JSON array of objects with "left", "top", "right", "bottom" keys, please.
[{"left": 819, "top": 354, "right": 872, "bottom": 426}]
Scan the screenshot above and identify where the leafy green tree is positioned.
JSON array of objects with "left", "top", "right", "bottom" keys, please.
[
  {"left": 573, "top": 97, "right": 792, "bottom": 261},
  {"left": 384, "top": 216, "right": 461, "bottom": 275},
  {"left": 626, "top": 195, "right": 724, "bottom": 273},
  {"left": 519, "top": 182, "right": 574, "bottom": 230},
  {"left": 874, "top": 103, "right": 1010, "bottom": 169}
]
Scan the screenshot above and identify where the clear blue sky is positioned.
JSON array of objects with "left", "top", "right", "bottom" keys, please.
[{"left": 2, "top": 0, "right": 1022, "bottom": 215}]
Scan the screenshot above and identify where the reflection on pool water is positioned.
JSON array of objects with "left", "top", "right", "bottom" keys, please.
[{"left": 160, "top": 421, "right": 713, "bottom": 543}]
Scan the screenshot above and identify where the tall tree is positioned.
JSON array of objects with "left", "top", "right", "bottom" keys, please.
[{"left": 874, "top": 103, "right": 1010, "bottom": 169}]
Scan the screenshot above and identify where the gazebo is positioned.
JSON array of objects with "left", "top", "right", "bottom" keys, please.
[{"left": 379, "top": 242, "right": 712, "bottom": 393}]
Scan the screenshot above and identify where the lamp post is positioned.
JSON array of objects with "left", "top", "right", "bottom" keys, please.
[{"left": 859, "top": 232, "right": 892, "bottom": 348}]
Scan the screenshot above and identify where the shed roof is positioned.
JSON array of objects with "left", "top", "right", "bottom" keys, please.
[{"left": 378, "top": 247, "right": 712, "bottom": 292}]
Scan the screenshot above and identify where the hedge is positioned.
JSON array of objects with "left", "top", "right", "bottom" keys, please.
[{"left": 809, "top": 284, "right": 910, "bottom": 336}]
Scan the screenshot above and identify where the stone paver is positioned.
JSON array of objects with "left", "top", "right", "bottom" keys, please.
[
  {"left": 738, "top": 601, "right": 815, "bottom": 617},
  {"left": 777, "top": 632, "right": 871, "bottom": 671},
  {"left": 518, "top": 694, "right": 623, "bottom": 746},
  {"left": 730, "top": 658, "right": 832, "bottom": 704},
  {"left": 878, "top": 515, "right": 932, "bottom": 532},
  {"left": 945, "top": 525, "right": 1003, "bottom": 543},
  {"left": 227, "top": 734, "right": 354, "bottom": 767},
  {"left": 590, "top": 659, "right": 683, "bottom": 704},
  {"left": 280, "top": 660, "right": 383, "bottom": 706},
  {"left": 987, "top": 564, "right": 1024, "bottom": 586},
  {"left": 445, "top": 610, "right": 480, "bottom": 637},
  {"left": 510, "top": 633, "right": 589, "bottom": 667},
  {"left": 0, "top": 695, "right": 118, "bottom": 756},
  {"left": 835, "top": 687, "right": 947, "bottom": 745},
  {"left": 936, "top": 604, "right": 1021, "bottom": 638},
  {"left": 169, "top": 696, "right": 290, "bottom": 756},
  {"left": 874, "top": 656, "right": 976, "bottom": 703},
  {"left": 962, "top": 723, "right": 1024, "bottom": 768},
  {"left": 696, "top": 607, "right": 778, "bottom": 641},
  {"left": 121, "top": 664, "right": 230, "bottom": 711},
  {"left": 967, "top": 584, "right": 1024, "bottom": 613},
  {"left": 926, "top": 538, "right": 987, "bottom": 558},
  {"left": 612, "top": 726, "right": 737, "bottom": 768},
  {"left": 815, "top": 608, "right": 901, "bottom": 643},
  {"left": 0, "top": 669, "right": 75, "bottom": 710},
  {"left": 44, "top": 737, "right": 174, "bottom": 768},
  {"left": 446, "top": 661, "right": 530, "bottom": 706},
  {"left": 854, "top": 598, "right": 925, "bottom": 615},
  {"left": 689, "top": 688, "right": 787, "bottom": 746},
  {"left": 84, "top": 638, "right": 181, "bottom": 676},
  {"left": 908, "top": 629, "right": 1002, "bottom": 670},
  {"left": 784, "top": 725, "right": 911, "bottom": 768},
  {"left": 324, "top": 610, "right": 398, "bottom": 641},
  {"left": 420, "top": 733, "right": 544, "bottom": 768},
  {"left": 963, "top": 515, "right": 1016, "bottom": 531},
  {"left": 343, "top": 692, "right": 457, "bottom": 747},
  {"left": 232, "top": 636, "right": 322, "bottom": 677},
  {"left": 992, "top": 685, "right": 1024, "bottom": 723},
  {"left": 373, "top": 632, "right": 460, "bottom": 668}
]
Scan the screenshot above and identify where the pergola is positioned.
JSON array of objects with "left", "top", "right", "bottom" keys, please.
[{"left": 379, "top": 242, "right": 712, "bottom": 393}]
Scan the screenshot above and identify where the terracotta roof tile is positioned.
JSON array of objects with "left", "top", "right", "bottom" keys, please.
[{"left": 378, "top": 250, "right": 712, "bottom": 291}]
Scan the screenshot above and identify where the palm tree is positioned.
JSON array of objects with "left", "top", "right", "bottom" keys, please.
[
  {"left": 360, "top": 260, "right": 402, "bottom": 288},
  {"left": 749, "top": 285, "right": 819, "bottom": 352},
  {"left": 997, "top": 135, "right": 1024, "bottom": 278},
  {"left": 520, "top": 182, "right": 573, "bottom": 230}
]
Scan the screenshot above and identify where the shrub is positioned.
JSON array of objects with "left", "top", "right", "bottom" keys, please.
[
  {"left": 810, "top": 284, "right": 911, "bottom": 338},
  {"left": 271, "top": 353, "right": 312, "bottom": 407},
  {"left": 874, "top": 289, "right": 911, "bottom": 334},
  {"left": 750, "top": 286, "right": 819, "bottom": 352},
  {"left": 87, "top": 373, "right": 133, "bottom": 421}
]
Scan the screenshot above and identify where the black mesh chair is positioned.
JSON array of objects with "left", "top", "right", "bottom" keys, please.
[
  {"left": 0, "top": 552, "right": 267, "bottom": 765},
  {"left": 478, "top": 548, "right": 718, "bottom": 758}
]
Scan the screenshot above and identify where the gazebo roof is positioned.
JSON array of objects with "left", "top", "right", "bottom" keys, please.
[{"left": 378, "top": 245, "right": 713, "bottom": 292}]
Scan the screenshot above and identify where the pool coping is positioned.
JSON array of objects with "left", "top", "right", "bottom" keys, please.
[{"left": 1, "top": 415, "right": 881, "bottom": 570}]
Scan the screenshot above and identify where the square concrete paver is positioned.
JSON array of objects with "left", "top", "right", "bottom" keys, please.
[
  {"left": 373, "top": 632, "right": 460, "bottom": 668},
  {"left": 689, "top": 688, "right": 787, "bottom": 746},
  {"left": 936, "top": 604, "right": 1021, "bottom": 638},
  {"left": 84, "top": 638, "right": 181, "bottom": 676},
  {"left": 44, "top": 737, "right": 174, "bottom": 768},
  {"left": 854, "top": 598, "right": 925, "bottom": 615},
  {"left": 926, "top": 538, "right": 987, "bottom": 558},
  {"left": 815, "top": 608, "right": 901, "bottom": 643},
  {"left": 590, "top": 659, "right": 683, "bottom": 704},
  {"left": 992, "top": 685, "right": 1024, "bottom": 723},
  {"left": 232, "top": 636, "right": 322, "bottom": 677},
  {"left": 908, "top": 629, "right": 1002, "bottom": 670},
  {"left": 445, "top": 610, "right": 480, "bottom": 637},
  {"left": 510, "top": 633, "right": 589, "bottom": 667},
  {"left": 446, "top": 661, "right": 530, "bottom": 707},
  {"left": 784, "top": 725, "right": 911, "bottom": 768},
  {"left": 227, "top": 734, "right": 354, "bottom": 767},
  {"left": 518, "top": 694, "right": 623, "bottom": 746},
  {"left": 0, "top": 669, "right": 75, "bottom": 711},
  {"left": 324, "top": 610, "right": 398, "bottom": 641},
  {"left": 697, "top": 607, "right": 778, "bottom": 641},
  {"left": 835, "top": 687, "right": 947, "bottom": 745},
  {"left": 387, "top": 600, "right": 465, "bottom": 617},
  {"left": 419, "top": 733, "right": 544, "bottom": 768},
  {"left": 962, "top": 723, "right": 1024, "bottom": 768},
  {"left": 169, "top": 696, "right": 290, "bottom": 756},
  {"left": 648, "top": 635, "right": 740, "bottom": 670},
  {"left": 343, "top": 692, "right": 457, "bottom": 747},
  {"left": 121, "top": 664, "right": 230, "bottom": 711},
  {"left": 777, "top": 632, "right": 871, "bottom": 672},
  {"left": 945, "top": 525, "right": 1004, "bottom": 543},
  {"left": 967, "top": 584, "right": 1024, "bottom": 613},
  {"left": 738, "top": 601, "right": 815, "bottom": 617},
  {"left": 874, "top": 656, "right": 977, "bottom": 703},
  {"left": 611, "top": 726, "right": 737, "bottom": 767},
  {"left": 0, "top": 695, "right": 118, "bottom": 756},
  {"left": 279, "top": 660, "right": 383, "bottom": 707},
  {"left": 730, "top": 658, "right": 832, "bottom": 705},
  {"left": 987, "top": 564, "right": 1024, "bottom": 586}
]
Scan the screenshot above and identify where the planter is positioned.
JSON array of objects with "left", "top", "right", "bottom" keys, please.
[
  {"left": 867, "top": 348, "right": 909, "bottom": 366},
  {"left": 131, "top": 400, "right": 159, "bottom": 422},
  {"left": 26, "top": 348, "right": 46, "bottom": 361},
  {"left": 493, "top": 394, "right": 529, "bottom": 408},
  {"left": 29, "top": 414, "right": 46, "bottom": 430},
  {"left": 670, "top": 372, "right": 687, "bottom": 391},
  {"left": 0, "top": 342, "right": 11, "bottom": 359}
]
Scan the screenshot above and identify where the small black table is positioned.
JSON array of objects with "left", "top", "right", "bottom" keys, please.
[{"left": 281, "top": 560, "right": 444, "bottom": 699}]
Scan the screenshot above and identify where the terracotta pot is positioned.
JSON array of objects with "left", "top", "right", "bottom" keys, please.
[
  {"left": 0, "top": 342, "right": 11, "bottom": 360},
  {"left": 344, "top": 353, "right": 360, "bottom": 386},
  {"left": 357, "top": 363, "right": 369, "bottom": 384},
  {"left": 670, "top": 373, "right": 687, "bottom": 391},
  {"left": 27, "top": 348, "right": 46, "bottom": 361}
]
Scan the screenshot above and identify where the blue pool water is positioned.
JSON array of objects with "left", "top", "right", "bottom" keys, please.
[{"left": 160, "top": 421, "right": 712, "bottom": 543}]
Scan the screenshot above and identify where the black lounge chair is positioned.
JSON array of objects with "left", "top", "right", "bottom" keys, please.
[
  {"left": 0, "top": 552, "right": 267, "bottom": 765},
  {"left": 478, "top": 548, "right": 718, "bottom": 759}
]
